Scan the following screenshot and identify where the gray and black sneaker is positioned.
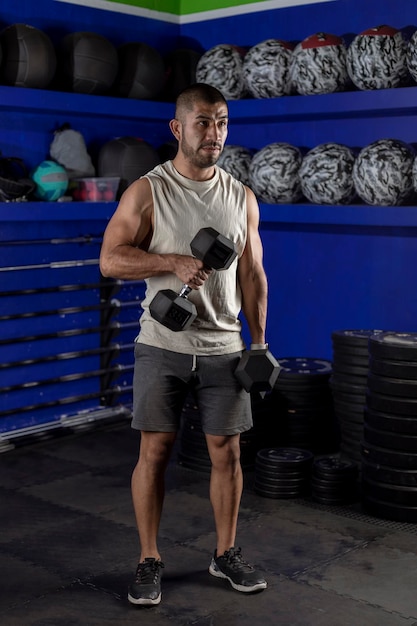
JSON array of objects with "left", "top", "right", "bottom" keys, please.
[
  {"left": 128, "top": 558, "right": 164, "bottom": 606},
  {"left": 209, "top": 547, "right": 267, "bottom": 593}
]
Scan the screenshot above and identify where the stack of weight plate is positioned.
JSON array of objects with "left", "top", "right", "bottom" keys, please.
[
  {"left": 311, "top": 456, "right": 359, "bottom": 505},
  {"left": 330, "top": 330, "right": 383, "bottom": 464},
  {"left": 254, "top": 447, "right": 314, "bottom": 499},
  {"left": 272, "top": 357, "right": 337, "bottom": 454},
  {"left": 362, "top": 331, "right": 417, "bottom": 522}
]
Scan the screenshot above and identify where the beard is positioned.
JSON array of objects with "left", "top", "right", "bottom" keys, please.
[{"left": 180, "top": 137, "right": 223, "bottom": 168}]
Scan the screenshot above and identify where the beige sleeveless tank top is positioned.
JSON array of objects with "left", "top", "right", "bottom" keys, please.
[{"left": 136, "top": 160, "right": 247, "bottom": 355}]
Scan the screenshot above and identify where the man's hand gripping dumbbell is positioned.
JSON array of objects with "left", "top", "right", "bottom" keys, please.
[{"left": 149, "top": 227, "right": 237, "bottom": 332}]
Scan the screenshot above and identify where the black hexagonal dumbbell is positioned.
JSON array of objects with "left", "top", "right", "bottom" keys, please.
[
  {"left": 149, "top": 227, "right": 237, "bottom": 332},
  {"left": 235, "top": 345, "right": 281, "bottom": 393}
]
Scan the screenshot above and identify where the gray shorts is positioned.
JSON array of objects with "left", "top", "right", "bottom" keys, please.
[{"left": 132, "top": 343, "right": 252, "bottom": 436}]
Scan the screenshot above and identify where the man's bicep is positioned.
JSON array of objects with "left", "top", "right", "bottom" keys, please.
[
  {"left": 103, "top": 179, "right": 153, "bottom": 249},
  {"left": 241, "top": 186, "right": 263, "bottom": 266}
]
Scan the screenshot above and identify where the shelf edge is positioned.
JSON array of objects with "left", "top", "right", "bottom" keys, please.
[
  {"left": 3, "top": 85, "right": 417, "bottom": 124},
  {"left": 2, "top": 202, "right": 417, "bottom": 228},
  {"left": 260, "top": 203, "right": 417, "bottom": 227},
  {"left": 0, "top": 86, "right": 174, "bottom": 121},
  {"left": 0, "top": 202, "right": 117, "bottom": 222}
]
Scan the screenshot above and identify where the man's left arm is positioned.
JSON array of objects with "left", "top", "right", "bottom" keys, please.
[{"left": 237, "top": 186, "right": 269, "bottom": 346}]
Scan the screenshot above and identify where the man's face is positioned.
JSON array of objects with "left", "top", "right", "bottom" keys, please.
[{"left": 177, "top": 100, "right": 229, "bottom": 169}]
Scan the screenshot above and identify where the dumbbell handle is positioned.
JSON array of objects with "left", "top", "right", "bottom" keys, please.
[{"left": 178, "top": 284, "right": 192, "bottom": 298}]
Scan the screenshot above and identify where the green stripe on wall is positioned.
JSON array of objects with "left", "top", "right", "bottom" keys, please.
[
  {"left": 106, "top": 0, "right": 278, "bottom": 14},
  {"left": 107, "top": 0, "right": 179, "bottom": 14},
  {"left": 180, "top": 0, "right": 336, "bottom": 20},
  {"left": 181, "top": 0, "right": 268, "bottom": 13},
  {"left": 55, "top": 0, "right": 336, "bottom": 22}
]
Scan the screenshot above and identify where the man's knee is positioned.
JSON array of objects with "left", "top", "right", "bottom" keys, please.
[
  {"left": 206, "top": 434, "right": 241, "bottom": 470},
  {"left": 139, "top": 432, "right": 177, "bottom": 468}
]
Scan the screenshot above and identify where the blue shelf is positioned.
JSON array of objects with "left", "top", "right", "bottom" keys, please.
[
  {"left": 3, "top": 84, "right": 417, "bottom": 228},
  {"left": 3, "top": 84, "right": 417, "bottom": 124},
  {"left": 0, "top": 202, "right": 117, "bottom": 221},
  {"left": 260, "top": 203, "right": 417, "bottom": 227},
  {"left": 0, "top": 85, "right": 174, "bottom": 122},
  {"left": 2, "top": 202, "right": 417, "bottom": 228},
  {"left": 228, "top": 86, "right": 417, "bottom": 123}
]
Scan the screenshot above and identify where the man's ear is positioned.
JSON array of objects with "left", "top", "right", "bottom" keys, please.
[{"left": 169, "top": 118, "right": 181, "bottom": 141}]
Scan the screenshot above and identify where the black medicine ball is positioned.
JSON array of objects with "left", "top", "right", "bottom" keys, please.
[
  {"left": 162, "top": 48, "right": 202, "bottom": 101},
  {"left": 59, "top": 31, "right": 118, "bottom": 94},
  {"left": 0, "top": 23, "right": 56, "bottom": 88},
  {"left": 116, "top": 42, "right": 165, "bottom": 99},
  {"left": 98, "top": 136, "right": 161, "bottom": 195}
]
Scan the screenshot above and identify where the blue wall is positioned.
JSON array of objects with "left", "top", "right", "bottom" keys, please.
[{"left": 260, "top": 221, "right": 417, "bottom": 358}]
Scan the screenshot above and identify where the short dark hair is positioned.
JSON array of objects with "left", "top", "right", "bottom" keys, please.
[{"left": 175, "top": 83, "right": 227, "bottom": 118}]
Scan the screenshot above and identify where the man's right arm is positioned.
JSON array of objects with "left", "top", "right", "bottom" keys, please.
[
  {"left": 99, "top": 177, "right": 171, "bottom": 280},
  {"left": 99, "top": 177, "right": 208, "bottom": 287}
]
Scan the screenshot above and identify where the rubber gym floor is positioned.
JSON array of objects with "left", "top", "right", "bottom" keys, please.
[{"left": 1, "top": 419, "right": 416, "bottom": 626}]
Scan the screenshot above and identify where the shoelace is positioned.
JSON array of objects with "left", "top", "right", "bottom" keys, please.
[
  {"left": 222, "top": 548, "right": 254, "bottom": 572},
  {"left": 135, "top": 558, "right": 164, "bottom": 584}
]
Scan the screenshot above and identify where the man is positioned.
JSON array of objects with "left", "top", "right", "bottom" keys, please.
[{"left": 100, "top": 83, "right": 269, "bottom": 606}]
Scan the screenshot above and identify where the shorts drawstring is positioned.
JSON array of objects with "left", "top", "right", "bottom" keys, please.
[{"left": 191, "top": 354, "right": 197, "bottom": 372}]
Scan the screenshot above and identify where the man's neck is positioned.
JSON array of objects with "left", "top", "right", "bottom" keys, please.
[{"left": 171, "top": 156, "right": 216, "bottom": 182}]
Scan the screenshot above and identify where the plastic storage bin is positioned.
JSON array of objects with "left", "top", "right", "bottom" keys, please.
[{"left": 70, "top": 177, "right": 120, "bottom": 202}]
